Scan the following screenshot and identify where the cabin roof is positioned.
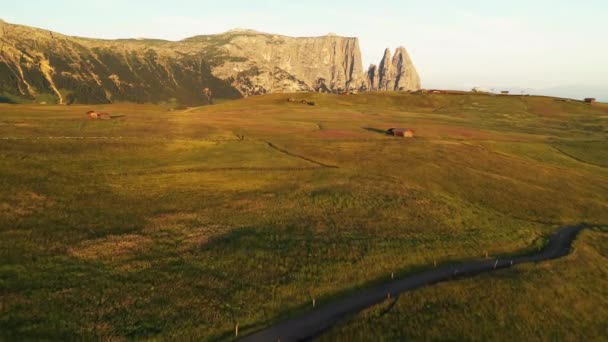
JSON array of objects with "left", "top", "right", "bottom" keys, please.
[{"left": 391, "top": 128, "right": 413, "bottom": 132}]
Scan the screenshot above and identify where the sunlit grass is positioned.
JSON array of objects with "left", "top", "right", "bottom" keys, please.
[{"left": 0, "top": 92, "right": 606, "bottom": 340}]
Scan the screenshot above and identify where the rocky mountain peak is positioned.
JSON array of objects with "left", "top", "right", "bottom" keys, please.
[
  {"left": 363, "top": 64, "right": 379, "bottom": 92},
  {"left": 378, "top": 48, "right": 393, "bottom": 91},
  {"left": 366, "top": 47, "right": 420, "bottom": 92},
  {"left": 382, "top": 48, "right": 391, "bottom": 57},
  {"left": 391, "top": 47, "right": 420, "bottom": 91},
  {"left": 224, "top": 28, "right": 266, "bottom": 35}
]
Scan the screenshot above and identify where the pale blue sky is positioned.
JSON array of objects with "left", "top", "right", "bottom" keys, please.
[{"left": 3, "top": 0, "right": 608, "bottom": 92}]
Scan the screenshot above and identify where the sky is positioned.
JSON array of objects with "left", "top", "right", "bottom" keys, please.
[{"left": 3, "top": 0, "right": 608, "bottom": 96}]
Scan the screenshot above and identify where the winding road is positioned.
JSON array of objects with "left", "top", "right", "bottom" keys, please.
[{"left": 240, "top": 224, "right": 588, "bottom": 342}]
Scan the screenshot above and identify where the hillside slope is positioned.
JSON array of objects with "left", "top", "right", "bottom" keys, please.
[
  {"left": 0, "top": 21, "right": 243, "bottom": 105},
  {"left": 0, "top": 93, "right": 606, "bottom": 340}
]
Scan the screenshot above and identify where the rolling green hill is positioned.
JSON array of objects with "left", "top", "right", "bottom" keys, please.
[{"left": 0, "top": 92, "right": 606, "bottom": 340}]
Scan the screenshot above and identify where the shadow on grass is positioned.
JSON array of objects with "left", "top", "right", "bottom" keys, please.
[
  {"left": 0, "top": 96, "right": 16, "bottom": 104},
  {"left": 363, "top": 127, "right": 388, "bottom": 135}
]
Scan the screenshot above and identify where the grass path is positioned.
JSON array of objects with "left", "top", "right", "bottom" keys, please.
[
  {"left": 266, "top": 141, "right": 340, "bottom": 168},
  {"left": 240, "top": 224, "right": 589, "bottom": 342},
  {"left": 550, "top": 145, "right": 608, "bottom": 168}
]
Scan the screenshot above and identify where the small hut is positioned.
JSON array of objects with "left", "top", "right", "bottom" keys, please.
[
  {"left": 86, "top": 111, "right": 111, "bottom": 120},
  {"left": 387, "top": 128, "right": 415, "bottom": 138},
  {"left": 97, "top": 112, "right": 111, "bottom": 120},
  {"left": 501, "top": 91, "right": 510, "bottom": 95},
  {"left": 472, "top": 87, "right": 489, "bottom": 93},
  {"left": 584, "top": 98, "right": 597, "bottom": 104}
]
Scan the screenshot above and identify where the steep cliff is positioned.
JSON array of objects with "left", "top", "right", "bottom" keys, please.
[
  {"left": 392, "top": 47, "right": 420, "bottom": 91},
  {"left": 194, "top": 30, "right": 364, "bottom": 95},
  {"left": 378, "top": 48, "right": 394, "bottom": 91},
  {"left": 365, "top": 46, "right": 420, "bottom": 91},
  {"left": 0, "top": 21, "right": 419, "bottom": 105},
  {"left": 364, "top": 64, "right": 380, "bottom": 91}
]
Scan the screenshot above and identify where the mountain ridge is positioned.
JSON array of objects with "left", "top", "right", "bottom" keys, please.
[{"left": 0, "top": 21, "right": 421, "bottom": 105}]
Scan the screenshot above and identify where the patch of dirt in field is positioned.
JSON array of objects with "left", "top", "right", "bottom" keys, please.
[
  {"left": 0, "top": 191, "right": 52, "bottom": 219},
  {"left": 180, "top": 225, "right": 230, "bottom": 249},
  {"left": 145, "top": 213, "right": 231, "bottom": 249},
  {"left": 69, "top": 234, "right": 153, "bottom": 271}
]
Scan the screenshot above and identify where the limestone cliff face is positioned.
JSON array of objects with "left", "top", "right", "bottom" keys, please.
[
  {"left": 366, "top": 47, "right": 420, "bottom": 91},
  {"left": 378, "top": 49, "right": 393, "bottom": 91},
  {"left": 392, "top": 47, "right": 420, "bottom": 91},
  {"left": 185, "top": 30, "right": 364, "bottom": 96},
  {"left": 364, "top": 64, "right": 379, "bottom": 91},
  {"left": 0, "top": 21, "right": 419, "bottom": 105}
]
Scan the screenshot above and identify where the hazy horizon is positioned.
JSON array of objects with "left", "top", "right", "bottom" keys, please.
[{"left": 3, "top": 0, "right": 607, "bottom": 99}]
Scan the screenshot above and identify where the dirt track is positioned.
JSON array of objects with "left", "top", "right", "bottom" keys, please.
[{"left": 240, "top": 224, "right": 588, "bottom": 342}]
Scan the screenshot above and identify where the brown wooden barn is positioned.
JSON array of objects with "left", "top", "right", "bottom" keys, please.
[
  {"left": 387, "top": 128, "right": 415, "bottom": 138},
  {"left": 584, "top": 98, "right": 597, "bottom": 104}
]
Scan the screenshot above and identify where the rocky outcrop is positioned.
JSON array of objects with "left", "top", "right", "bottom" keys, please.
[
  {"left": 392, "top": 47, "right": 420, "bottom": 91},
  {"left": 0, "top": 21, "right": 420, "bottom": 105},
  {"left": 363, "top": 64, "right": 379, "bottom": 91},
  {"left": 365, "top": 47, "right": 420, "bottom": 91},
  {"left": 202, "top": 30, "right": 364, "bottom": 95},
  {"left": 378, "top": 48, "right": 393, "bottom": 91}
]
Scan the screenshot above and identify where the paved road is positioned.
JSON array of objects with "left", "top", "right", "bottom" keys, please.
[{"left": 240, "top": 224, "right": 588, "bottom": 342}]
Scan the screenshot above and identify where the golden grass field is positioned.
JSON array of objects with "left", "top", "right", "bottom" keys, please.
[{"left": 0, "top": 92, "right": 606, "bottom": 340}]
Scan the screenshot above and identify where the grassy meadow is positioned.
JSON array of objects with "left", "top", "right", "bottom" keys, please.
[
  {"left": 320, "top": 229, "right": 608, "bottom": 341},
  {"left": 0, "top": 92, "right": 607, "bottom": 340}
]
